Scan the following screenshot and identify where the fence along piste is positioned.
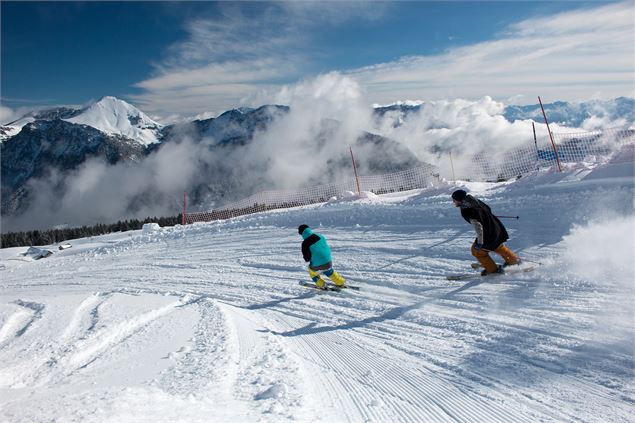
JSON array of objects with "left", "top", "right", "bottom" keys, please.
[{"left": 186, "top": 127, "right": 634, "bottom": 223}]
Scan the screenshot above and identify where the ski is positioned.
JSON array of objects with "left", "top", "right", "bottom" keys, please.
[
  {"left": 502, "top": 265, "right": 536, "bottom": 275},
  {"left": 446, "top": 273, "right": 488, "bottom": 281},
  {"left": 337, "top": 284, "right": 360, "bottom": 291},
  {"left": 470, "top": 262, "right": 539, "bottom": 269},
  {"left": 447, "top": 265, "right": 536, "bottom": 281},
  {"left": 298, "top": 280, "right": 360, "bottom": 291},
  {"left": 299, "top": 281, "right": 341, "bottom": 291}
]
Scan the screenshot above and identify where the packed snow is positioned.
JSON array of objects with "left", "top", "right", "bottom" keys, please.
[{"left": 0, "top": 162, "right": 633, "bottom": 422}]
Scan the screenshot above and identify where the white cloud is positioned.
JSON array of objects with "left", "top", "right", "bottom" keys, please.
[
  {"left": 131, "top": 2, "right": 388, "bottom": 118},
  {"left": 0, "top": 105, "right": 21, "bottom": 125},
  {"left": 5, "top": 72, "right": 628, "bottom": 231},
  {"left": 349, "top": 1, "right": 634, "bottom": 105},
  {"left": 3, "top": 136, "right": 215, "bottom": 231},
  {"left": 132, "top": 1, "right": 633, "bottom": 118},
  {"left": 245, "top": 73, "right": 373, "bottom": 188},
  {"left": 372, "top": 96, "right": 534, "bottom": 162}
]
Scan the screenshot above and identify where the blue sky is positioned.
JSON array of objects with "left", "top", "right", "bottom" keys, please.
[{"left": 1, "top": 1, "right": 633, "bottom": 120}]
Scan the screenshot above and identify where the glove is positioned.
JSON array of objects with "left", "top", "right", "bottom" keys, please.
[{"left": 473, "top": 242, "right": 482, "bottom": 251}]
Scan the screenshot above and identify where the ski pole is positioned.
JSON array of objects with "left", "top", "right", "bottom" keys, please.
[
  {"left": 496, "top": 215, "right": 519, "bottom": 219},
  {"left": 519, "top": 257, "right": 543, "bottom": 266}
]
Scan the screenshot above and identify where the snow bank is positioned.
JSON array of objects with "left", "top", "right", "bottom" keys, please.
[
  {"left": 142, "top": 223, "right": 161, "bottom": 235},
  {"left": 22, "top": 246, "right": 53, "bottom": 260},
  {"left": 327, "top": 190, "right": 379, "bottom": 203}
]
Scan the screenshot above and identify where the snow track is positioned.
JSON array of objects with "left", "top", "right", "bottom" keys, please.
[
  {"left": 0, "top": 300, "right": 44, "bottom": 347},
  {"left": 59, "top": 297, "right": 185, "bottom": 373},
  {"left": 0, "top": 167, "right": 633, "bottom": 422}
]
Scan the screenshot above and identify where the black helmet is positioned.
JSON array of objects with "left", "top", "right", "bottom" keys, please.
[
  {"left": 298, "top": 224, "right": 309, "bottom": 235},
  {"left": 451, "top": 190, "right": 467, "bottom": 201}
]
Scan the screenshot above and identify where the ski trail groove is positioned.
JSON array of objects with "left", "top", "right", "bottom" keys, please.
[
  {"left": 218, "top": 303, "right": 305, "bottom": 422},
  {"left": 61, "top": 292, "right": 110, "bottom": 340},
  {"left": 0, "top": 299, "right": 45, "bottom": 350},
  {"left": 262, "top": 302, "right": 542, "bottom": 422},
  {"left": 157, "top": 297, "right": 234, "bottom": 398},
  {"left": 55, "top": 297, "right": 187, "bottom": 377}
]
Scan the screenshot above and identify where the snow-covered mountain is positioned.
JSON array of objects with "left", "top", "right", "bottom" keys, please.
[
  {"left": 2, "top": 95, "right": 633, "bottom": 232},
  {"left": 1, "top": 98, "right": 423, "bottom": 232},
  {"left": 1, "top": 120, "right": 146, "bottom": 216},
  {"left": 65, "top": 96, "right": 163, "bottom": 146},
  {"left": 1, "top": 98, "right": 163, "bottom": 218},
  {"left": 0, "top": 106, "right": 80, "bottom": 142},
  {"left": 1, "top": 97, "right": 162, "bottom": 145},
  {"left": 159, "top": 105, "right": 290, "bottom": 146}
]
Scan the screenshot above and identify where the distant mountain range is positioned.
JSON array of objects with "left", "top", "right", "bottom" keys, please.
[
  {"left": 2, "top": 96, "right": 633, "bottom": 232},
  {"left": 503, "top": 97, "right": 635, "bottom": 128},
  {"left": 0, "top": 97, "right": 421, "bottom": 230},
  {"left": 373, "top": 97, "right": 635, "bottom": 129},
  {"left": 1, "top": 119, "right": 146, "bottom": 218}
]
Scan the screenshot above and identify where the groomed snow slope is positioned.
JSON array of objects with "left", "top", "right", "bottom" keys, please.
[{"left": 1, "top": 163, "right": 633, "bottom": 423}]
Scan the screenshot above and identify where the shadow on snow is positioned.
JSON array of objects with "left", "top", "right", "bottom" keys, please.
[{"left": 270, "top": 278, "right": 488, "bottom": 337}]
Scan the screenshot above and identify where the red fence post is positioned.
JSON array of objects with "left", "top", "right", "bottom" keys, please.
[
  {"left": 182, "top": 191, "right": 187, "bottom": 225},
  {"left": 538, "top": 96, "right": 562, "bottom": 172},
  {"left": 349, "top": 147, "right": 361, "bottom": 195}
]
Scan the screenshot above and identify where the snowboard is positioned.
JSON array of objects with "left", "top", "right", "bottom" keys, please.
[{"left": 299, "top": 280, "right": 360, "bottom": 291}]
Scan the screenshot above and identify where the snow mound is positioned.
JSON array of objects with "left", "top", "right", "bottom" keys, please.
[
  {"left": 327, "top": 190, "right": 379, "bottom": 203},
  {"left": 254, "top": 383, "right": 288, "bottom": 400},
  {"left": 142, "top": 223, "right": 161, "bottom": 235},
  {"left": 22, "top": 246, "right": 53, "bottom": 260}
]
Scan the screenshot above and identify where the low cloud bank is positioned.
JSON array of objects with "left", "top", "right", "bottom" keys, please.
[
  {"left": 2, "top": 137, "right": 212, "bottom": 232},
  {"left": 3, "top": 73, "right": 632, "bottom": 232}
]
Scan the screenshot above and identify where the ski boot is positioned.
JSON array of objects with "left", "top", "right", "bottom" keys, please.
[
  {"left": 308, "top": 267, "right": 328, "bottom": 289},
  {"left": 481, "top": 265, "right": 505, "bottom": 277},
  {"left": 325, "top": 269, "right": 346, "bottom": 287},
  {"left": 313, "top": 277, "right": 327, "bottom": 289}
]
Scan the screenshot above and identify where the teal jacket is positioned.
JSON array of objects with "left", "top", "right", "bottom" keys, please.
[{"left": 300, "top": 227, "right": 332, "bottom": 267}]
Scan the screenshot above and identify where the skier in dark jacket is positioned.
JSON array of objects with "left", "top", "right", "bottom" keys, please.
[
  {"left": 298, "top": 224, "right": 346, "bottom": 289},
  {"left": 451, "top": 190, "right": 520, "bottom": 275}
]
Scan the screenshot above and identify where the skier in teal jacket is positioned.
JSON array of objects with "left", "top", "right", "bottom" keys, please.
[{"left": 298, "top": 224, "right": 346, "bottom": 289}]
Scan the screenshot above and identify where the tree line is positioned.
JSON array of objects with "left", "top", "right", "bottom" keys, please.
[{"left": 1, "top": 214, "right": 182, "bottom": 249}]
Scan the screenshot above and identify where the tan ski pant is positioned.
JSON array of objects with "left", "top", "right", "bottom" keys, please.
[{"left": 471, "top": 243, "right": 519, "bottom": 273}]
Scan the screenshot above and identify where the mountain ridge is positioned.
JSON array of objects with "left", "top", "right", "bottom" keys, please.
[
  {"left": 2, "top": 95, "right": 633, "bottom": 232},
  {"left": 372, "top": 96, "right": 635, "bottom": 129},
  {"left": 1, "top": 97, "right": 425, "bottom": 232}
]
